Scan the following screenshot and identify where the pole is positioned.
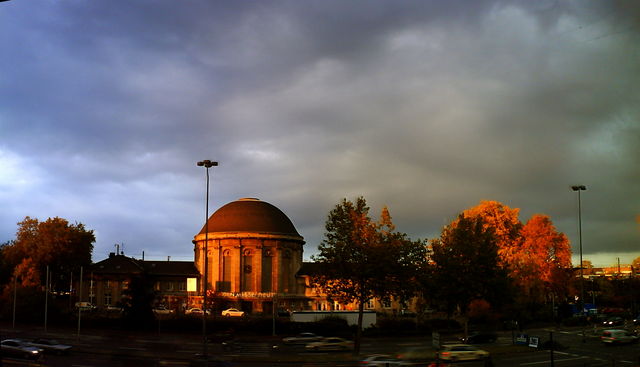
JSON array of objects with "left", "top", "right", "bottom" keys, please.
[
  {"left": 202, "top": 165, "right": 209, "bottom": 358},
  {"left": 577, "top": 188, "right": 584, "bottom": 315},
  {"left": 197, "top": 160, "right": 217, "bottom": 358},
  {"left": 12, "top": 275, "right": 17, "bottom": 328},
  {"left": 549, "top": 331, "right": 555, "bottom": 367},
  {"left": 272, "top": 293, "right": 277, "bottom": 336},
  {"left": 572, "top": 185, "right": 586, "bottom": 343},
  {"left": 44, "top": 265, "right": 49, "bottom": 333},
  {"left": 77, "top": 266, "right": 83, "bottom": 340}
]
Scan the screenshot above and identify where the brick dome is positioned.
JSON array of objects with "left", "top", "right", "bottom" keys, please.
[{"left": 198, "top": 198, "right": 301, "bottom": 237}]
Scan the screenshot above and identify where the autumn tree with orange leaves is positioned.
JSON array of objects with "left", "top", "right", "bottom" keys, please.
[
  {"left": 453, "top": 201, "right": 573, "bottom": 317},
  {"left": 518, "top": 214, "right": 572, "bottom": 303}
]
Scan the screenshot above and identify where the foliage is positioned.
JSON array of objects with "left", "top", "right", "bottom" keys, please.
[
  {"left": 2, "top": 216, "right": 94, "bottom": 291},
  {"left": 461, "top": 200, "right": 522, "bottom": 265},
  {"left": 516, "top": 214, "right": 572, "bottom": 303},
  {"left": 428, "top": 214, "right": 512, "bottom": 317},
  {"left": 312, "top": 197, "right": 428, "bottom": 353}
]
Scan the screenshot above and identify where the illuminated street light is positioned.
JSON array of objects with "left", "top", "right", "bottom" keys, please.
[{"left": 197, "top": 159, "right": 218, "bottom": 358}]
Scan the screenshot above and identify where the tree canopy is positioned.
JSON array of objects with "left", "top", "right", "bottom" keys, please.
[
  {"left": 428, "top": 214, "right": 511, "bottom": 316},
  {"left": 312, "top": 197, "right": 427, "bottom": 353},
  {"left": 2, "top": 216, "right": 95, "bottom": 290}
]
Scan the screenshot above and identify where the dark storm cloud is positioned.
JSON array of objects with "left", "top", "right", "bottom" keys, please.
[{"left": 1, "top": 0, "right": 638, "bottom": 265}]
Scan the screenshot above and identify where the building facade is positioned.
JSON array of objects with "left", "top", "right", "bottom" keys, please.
[
  {"left": 86, "top": 253, "right": 200, "bottom": 312},
  {"left": 193, "top": 198, "right": 308, "bottom": 314}
]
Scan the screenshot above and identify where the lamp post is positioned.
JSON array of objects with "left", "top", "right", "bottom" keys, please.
[
  {"left": 572, "top": 185, "right": 586, "bottom": 342},
  {"left": 197, "top": 159, "right": 218, "bottom": 358}
]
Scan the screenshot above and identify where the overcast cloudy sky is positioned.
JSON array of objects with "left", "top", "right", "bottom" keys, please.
[{"left": 1, "top": 0, "right": 638, "bottom": 266}]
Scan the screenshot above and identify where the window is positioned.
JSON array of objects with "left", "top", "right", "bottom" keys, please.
[
  {"left": 383, "top": 299, "right": 392, "bottom": 308},
  {"left": 166, "top": 282, "right": 174, "bottom": 291},
  {"left": 104, "top": 293, "right": 112, "bottom": 306},
  {"left": 178, "top": 281, "right": 185, "bottom": 291},
  {"left": 366, "top": 299, "right": 375, "bottom": 309}
]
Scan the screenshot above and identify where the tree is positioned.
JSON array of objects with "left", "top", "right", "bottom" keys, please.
[
  {"left": 517, "top": 214, "right": 572, "bottom": 303},
  {"left": 2, "top": 216, "right": 94, "bottom": 291},
  {"left": 312, "top": 197, "right": 427, "bottom": 354},
  {"left": 428, "top": 215, "right": 511, "bottom": 319},
  {"left": 461, "top": 200, "right": 522, "bottom": 266}
]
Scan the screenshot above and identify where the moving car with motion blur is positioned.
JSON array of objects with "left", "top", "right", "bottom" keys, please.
[
  {"left": 1, "top": 339, "right": 43, "bottom": 360},
  {"left": 282, "top": 332, "right": 323, "bottom": 345},
  {"left": 438, "top": 344, "right": 489, "bottom": 362},
  {"left": 305, "top": 337, "right": 353, "bottom": 351},
  {"left": 601, "top": 329, "right": 638, "bottom": 344},
  {"left": 27, "top": 338, "right": 72, "bottom": 354},
  {"left": 359, "top": 354, "right": 402, "bottom": 366}
]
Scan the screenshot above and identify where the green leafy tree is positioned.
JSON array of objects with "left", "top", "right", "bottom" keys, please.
[
  {"left": 312, "top": 197, "right": 427, "bottom": 354},
  {"left": 428, "top": 214, "right": 511, "bottom": 320}
]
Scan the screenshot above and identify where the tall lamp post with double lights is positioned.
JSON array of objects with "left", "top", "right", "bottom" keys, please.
[{"left": 197, "top": 160, "right": 218, "bottom": 358}]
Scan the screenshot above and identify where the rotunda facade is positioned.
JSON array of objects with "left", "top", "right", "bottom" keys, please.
[{"left": 193, "top": 198, "right": 306, "bottom": 314}]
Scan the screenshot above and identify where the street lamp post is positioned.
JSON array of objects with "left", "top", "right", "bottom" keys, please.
[
  {"left": 197, "top": 159, "right": 218, "bottom": 358},
  {"left": 572, "top": 185, "right": 586, "bottom": 342}
]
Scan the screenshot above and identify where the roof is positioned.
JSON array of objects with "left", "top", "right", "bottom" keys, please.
[
  {"left": 296, "top": 262, "right": 324, "bottom": 277},
  {"left": 143, "top": 260, "right": 199, "bottom": 276},
  {"left": 198, "top": 198, "right": 301, "bottom": 237},
  {"left": 91, "top": 254, "right": 199, "bottom": 277}
]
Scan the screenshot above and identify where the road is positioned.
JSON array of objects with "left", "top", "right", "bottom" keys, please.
[{"left": 3, "top": 325, "right": 640, "bottom": 366}]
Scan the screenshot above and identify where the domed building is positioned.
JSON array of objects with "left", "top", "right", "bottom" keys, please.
[{"left": 193, "top": 198, "right": 306, "bottom": 314}]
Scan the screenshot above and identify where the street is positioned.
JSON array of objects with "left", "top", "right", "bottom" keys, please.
[{"left": 3, "top": 325, "right": 640, "bottom": 367}]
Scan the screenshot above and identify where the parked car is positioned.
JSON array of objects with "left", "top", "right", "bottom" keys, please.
[
  {"left": 360, "top": 354, "right": 402, "bottom": 366},
  {"left": 186, "top": 308, "right": 210, "bottom": 315},
  {"left": 221, "top": 308, "right": 245, "bottom": 317},
  {"left": 153, "top": 306, "right": 174, "bottom": 315},
  {"left": 460, "top": 331, "right": 497, "bottom": 344},
  {"left": 1, "top": 339, "right": 43, "bottom": 360},
  {"left": 601, "top": 329, "right": 638, "bottom": 344},
  {"left": 305, "top": 337, "right": 353, "bottom": 351},
  {"left": 602, "top": 317, "right": 625, "bottom": 327},
  {"left": 26, "top": 338, "right": 72, "bottom": 355},
  {"left": 74, "top": 302, "right": 96, "bottom": 311},
  {"left": 282, "top": 332, "right": 323, "bottom": 345},
  {"left": 438, "top": 344, "right": 489, "bottom": 362}
]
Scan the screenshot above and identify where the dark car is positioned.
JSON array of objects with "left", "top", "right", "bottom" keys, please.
[
  {"left": 602, "top": 317, "right": 624, "bottom": 327},
  {"left": 27, "top": 338, "right": 72, "bottom": 354},
  {"left": 460, "top": 332, "right": 497, "bottom": 344},
  {"left": 1, "top": 339, "right": 43, "bottom": 360}
]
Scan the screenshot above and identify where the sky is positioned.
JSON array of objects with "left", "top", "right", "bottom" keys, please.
[{"left": 1, "top": 0, "right": 638, "bottom": 267}]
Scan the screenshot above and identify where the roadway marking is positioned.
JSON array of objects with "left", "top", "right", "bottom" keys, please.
[{"left": 520, "top": 356, "right": 590, "bottom": 365}]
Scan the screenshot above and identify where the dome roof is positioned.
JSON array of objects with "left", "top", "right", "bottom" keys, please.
[{"left": 198, "top": 198, "right": 301, "bottom": 237}]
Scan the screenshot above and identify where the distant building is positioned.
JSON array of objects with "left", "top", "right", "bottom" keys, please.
[
  {"left": 86, "top": 253, "right": 199, "bottom": 311},
  {"left": 193, "top": 198, "right": 307, "bottom": 314}
]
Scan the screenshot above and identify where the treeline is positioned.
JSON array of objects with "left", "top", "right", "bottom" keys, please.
[{"left": 311, "top": 197, "right": 574, "bottom": 352}]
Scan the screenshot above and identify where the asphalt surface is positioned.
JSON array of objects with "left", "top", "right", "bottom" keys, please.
[{"left": 3, "top": 322, "right": 640, "bottom": 366}]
